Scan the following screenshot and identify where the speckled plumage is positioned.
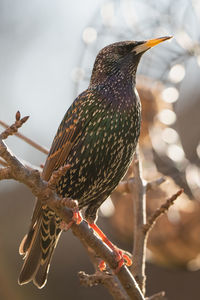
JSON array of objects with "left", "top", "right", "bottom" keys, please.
[{"left": 18, "top": 38, "right": 169, "bottom": 288}]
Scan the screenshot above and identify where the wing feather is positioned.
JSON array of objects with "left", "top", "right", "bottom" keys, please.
[{"left": 42, "top": 103, "right": 82, "bottom": 181}]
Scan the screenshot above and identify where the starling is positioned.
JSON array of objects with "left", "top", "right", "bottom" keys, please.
[{"left": 18, "top": 36, "right": 172, "bottom": 288}]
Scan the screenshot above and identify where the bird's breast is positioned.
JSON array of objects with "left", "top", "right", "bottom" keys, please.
[{"left": 57, "top": 86, "right": 141, "bottom": 208}]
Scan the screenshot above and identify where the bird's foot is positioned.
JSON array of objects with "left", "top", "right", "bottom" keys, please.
[
  {"left": 98, "top": 260, "right": 106, "bottom": 271},
  {"left": 88, "top": 223, "right": 132, "bottom": 273},
  {"left": 113, "top": 249, "right": 132, "bottom": 273},
  {"left": 60, "top": 208, "right": 82, "bottom": 231},
  {"left": 59, "top": 198, "right": 82, "bottom": 231},
  {"left": 98, "top": 249, "right": 132, "bottom": 273}
]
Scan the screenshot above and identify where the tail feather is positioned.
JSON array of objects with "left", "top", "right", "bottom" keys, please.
[
  {"left": 19, "top": 229, "right": 35, "bottom": 255},
  {"left": 33, "top": 258, "right": 51, "bottom": 289},
  {"left": 18, "top": 218, "right": 42, "bottom": 285},
  {"left": 33, "top": 243, "right": 56, "bottom": 288},
  {"left": 19, "top": 200, "right": 43, "bottom": 256},
  {"left": 18, "top": 208, "right": 62, "bottom": 288}
]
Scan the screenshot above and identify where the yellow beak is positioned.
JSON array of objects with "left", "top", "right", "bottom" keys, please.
[
  {"left": 144, "top": 36, "right": 173, "bottom": 48},
  {"left": 134, "top": 36, "right": 173, "bottom": 54}
]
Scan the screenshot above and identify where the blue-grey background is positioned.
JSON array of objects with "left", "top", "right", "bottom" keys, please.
[{"left": 0, "top": 1, "right": 200, "bottom": 299}]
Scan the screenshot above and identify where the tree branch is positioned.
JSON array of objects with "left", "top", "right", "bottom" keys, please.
[
  {"left": 115, "top": 176, "right": 165, "bottom": 195},
  {"left": 146, "top": 291, "right": 166, "bottom": 300},
  {"left": 128, "top": 147, "right": 183, "bottom": 297},
  {"left": 0, "top": 117, "right": 145, "bottom": 300},
  {"left": 79, "top": 270, "right": 129, "bottom": 300},
  {"left": 78, "top": 235, "right": 131, "bottom": 300},
  {"left": 146, "top": 177, "right": 166, "bottom": 191},
  {"left": 144, "top": 189, "right": 183, "bottom": 234},
  {"left": 0, "top": 111, "right": 29, "bottom": 140},
  {"left": 47, "top": 164, "right": 71, "bottom": 189},
  {"left": 130, "top": 148, "right": 147, "bottom": 294},
  {"left": 0, "top": 112, "right": 183, "bottom": 300}
]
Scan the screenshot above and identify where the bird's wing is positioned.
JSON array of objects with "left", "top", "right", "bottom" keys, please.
[
  {"left": 20, "top": 88, "right": 102, "bottom": 263},
  {"left": 42, "top": 88, "right": 102, "bottom": 181},
  {"left": 42, "top": 98, "right": 83, "bottom": 181}
]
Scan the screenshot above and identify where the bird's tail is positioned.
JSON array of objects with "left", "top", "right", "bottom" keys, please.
[{"left": 18, "top": 207, "right": 62, "bottom": 288}]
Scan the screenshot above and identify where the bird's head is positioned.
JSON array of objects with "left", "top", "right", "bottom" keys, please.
[{"left": 90, "top": 36, "right": 172, "bottom": 85}]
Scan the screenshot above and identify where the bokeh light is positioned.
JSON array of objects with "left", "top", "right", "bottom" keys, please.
[
  {"left": 162, "top": 87, "right": 179, "bottom": 103},
  {"left": 167, "top": 144, "right": 185, "bottom": 162},
  {"left": 71, "top": 67, "right": 85, "bottom": 82},
  {"left": 186, "top": 164, "right": 200, "bottom": 189},
  {"left": 196, "top": 142, "right": 200, "bottom": 159},
  {"left": 188, "top": 254, "right": 200, "bottom": 271},
  {"left": 197, "top": 55, "right": 200, "bottom": 66},
  {"left": 176, "top": 30, "right": 193, "bottom": 50},
  {"left": 82, "top": 27, "right": 97, "bottom": 44},
  {"left": 169, "top": 64, "right": 185, "bottom": 83},
  {"left": 158, "top": 109, "right": 177, "bottom": 125},
  {"left": 100, "top": 2, "right": 114, "bottom": 26},
  {"left": 162, "top": 128, "right": 179, "bottom": 144}
]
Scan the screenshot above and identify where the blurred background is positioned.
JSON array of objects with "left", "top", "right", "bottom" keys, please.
[{"left": 0, "top": 0, "right": 200, "bottom": 299}]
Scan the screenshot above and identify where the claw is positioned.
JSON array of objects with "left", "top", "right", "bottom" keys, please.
[
  {"left": 114, "top": 258, "right": 124, "bottom": 274},
  {"left": 60, "top": 208, "right": 82, "bottom": 231},
  {"left": 98, "top": 260, "right": 106, "bottom": 271},
  {"left": 123, "top": 254, "right": 132, "bottom": 267},
  {"left": 113, "top": 249, "right": 132, "bottom": 273},
  {"left": 88, "top": 222, "right": 132, "bottom": 273},
  {"left": 73, "top": 209, "right": 82, "bottom": 224}
]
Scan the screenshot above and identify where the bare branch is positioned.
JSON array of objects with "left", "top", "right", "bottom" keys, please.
[
  {"left": 79, "top": 271, "right": 129, "bottom": 300},
  {"left": 79, "top": 271, "right": 111, "bottom": 287},
  {"left": 0, "top": 116, "right": 48, "bottom": 154},
  {"left": 146, "top": 291, "right": 166, "bottom": 300},
  {"left": 144, "top": 189, "right": 183, "bottom": 234},
  {"left": 130, "top": 148, "right": 147, "bottom": 294},
  {"left": 0, "top": 137, "right": 145, "bottom": 300},
  {"left": 0, "top": 111, "right": 29, "bottom": 140},
  {"left": 79, "top": 237, "right": 130, "bottom": 300},
  {"left": 48, "top": 164, "right": 71, "bottom": 189},
  {"left": 0, "top": 154, "right": 42, "bottom": 172},
  {"left": 115, "top": 176, "right": 165, "bottom": 195},
  {"left": 146, "top": 177, "right": 166, "bottom": 191},
  {"left": 0, "top": 112, "right": 172, "bottom": 300}
]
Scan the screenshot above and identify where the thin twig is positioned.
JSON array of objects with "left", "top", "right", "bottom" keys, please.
[
  {"left": 146, "top": 177, "right": 166, "bottom": 191},
  {"left": 146, "top": 291, "right": 166, "bottom": 300},
  {"left": 130, "top": 148, "right": 147, "bottom": 294},
  {"left": 115, "top": 176, "right": 165, "bottom": 195},
  {"left": 79, "top": 271, "right": 128, "bottom": 300},
  {"left": 47, "top": 164, "right": 71, "bottom": 189},
  {"left": 79, "top": 271, "right": 112, "bottom": 287},
  {"left": 0, "top": 118, "right": 48, "bottom": 154},
  {"left": 0, "top": 155, "right": 42, "bottom": 172},
  {"left": 0, "top": 111, "right": 29, "bottom": 140},
  {"left": 79, "top": 237, "right": 130, "bottom": 300},
  {"left": 144, "top": 189, "right": 184, "bottom": 234}
]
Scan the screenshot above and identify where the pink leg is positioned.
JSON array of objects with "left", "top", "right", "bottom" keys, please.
[{"left": 89, "top": 223, "right": 132, "bottom": 272}]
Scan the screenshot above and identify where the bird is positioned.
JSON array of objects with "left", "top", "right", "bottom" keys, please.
[{"left": 18, "top": 36, "right": 172, "bottom": 288}]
